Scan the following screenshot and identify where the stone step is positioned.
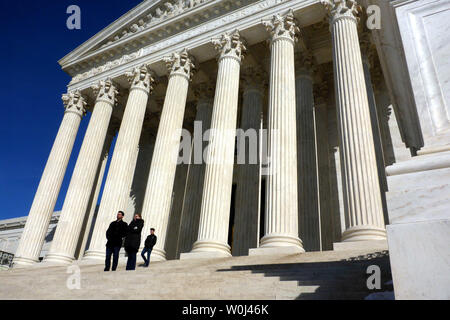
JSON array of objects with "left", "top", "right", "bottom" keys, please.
[{"left": 0, "top": 248, "right": 392, "bottom": 300}]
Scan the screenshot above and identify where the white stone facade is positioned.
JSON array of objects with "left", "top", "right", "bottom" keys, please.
[{"left": 3, "top": 0, "right": 449, "bottom": 299}]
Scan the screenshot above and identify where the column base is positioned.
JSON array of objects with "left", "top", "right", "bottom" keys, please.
[
  {"left": 12, "top": 256, "right": 39, "bottom": 268},
  {"left": 259, "top": 233, "right": 305, "bottom": 251},
  {"left": 139, "top": 247, "right": 167, "bottom": 262},
  {"left": 341, "top": 225, "right": 387, "bottom": 242},
  {"left": 43, "top": 252, "right": 75, "bottom": 266},
  {"left": 82, "top": 249, "right": 106, "bottom": 261},
  {"left": 180, "top": 240, "right": 231, "bottom": 260}
]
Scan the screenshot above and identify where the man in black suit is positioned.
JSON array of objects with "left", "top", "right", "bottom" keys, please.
[
  {"left": 141, "top": 228, "right": 157, "bottom": 267},
  {"left": 124, "top": 213, "right": 144, "bottom": 270},
  {"left": 104, "top": 211, "right": 128, "bottom": 271}
]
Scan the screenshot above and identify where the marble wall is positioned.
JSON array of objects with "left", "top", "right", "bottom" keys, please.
[{"left": 385, "top": 0, "right": 450, "bottom": 300}]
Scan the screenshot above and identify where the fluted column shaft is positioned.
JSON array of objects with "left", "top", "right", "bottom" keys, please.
[
  {"left": 260, "top": 12, "right": 303, "bottom": 250},
  {"left": 13, "top": 92, "right": 86, "bottom": 267},
  {"left": 233, "top": 75, "right": 264, "bottom": 256},
  {"left": 323, "top": 0, "right": 386, "bottom": 240},
  {"left": 127, "top": 128, "right": 156, "bottom": 218},
  {"left": 77, "top": 127, "right": 116, "bottom": 259},
  {"left": 45, "top": 80, "right": 118, "bottom": 265},
  {"left": 84, "top": 66, "right": 154, "bottom": 260},
  {"left": 361, "top": 51, "right": 389, "bottom": 225},
  {"left": 140, "top": 49, "right": 194, "bottom": 261},
  {"left": 188, "top": 31, "right": 245, "bottom": 257},
  {"left": 314, "top": 83, "right": 336, "bottom": 250},
  {"left": 177, "top": 95, "right": 213, "bottom": 254},
  {"left": 295, "top": 64, "right": 320, "bottom": 252}
]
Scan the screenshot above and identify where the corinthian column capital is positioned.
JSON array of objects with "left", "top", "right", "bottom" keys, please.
[
  {"left": 163, "top": 48, "right": 196, "bottom": 81},
  {"left": 212, "top": 30, "right": 246, "bottom": 63},
  {"left": 91, "top": 78, "right": 119, "bottom": 107},
  {"left": 263, "top": 9, "right": 300, "bottom": 44},
  {"left": 321, "top": 0, "right": 361, "bottom": 23},
  {"left": 126, "top": 64, "right": 155, "bottom": 94},
  {"left": 62, "top": 90, "right": 87, "bottom": 117}
]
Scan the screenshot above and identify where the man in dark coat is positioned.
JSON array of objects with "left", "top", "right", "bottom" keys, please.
[
  {"left": 141, "top": 228, "right": 157, "bottom": 267},
  {"left": 124, "top": 213, "right": 144, "bottom": 270},
  {"left": 104, "top": 211, "right": 128, "bottom": 271}
]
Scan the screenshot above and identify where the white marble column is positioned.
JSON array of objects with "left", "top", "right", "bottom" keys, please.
[
  {"left": 182, "top": 30, "right": 245, "bottom": 259},
  {"left": 45, "top": 80, "right": 119, "bottom": 265},
  {"left": 127, "top": 124, "right": 157, "bottom": 219},
  {"left": 233, "top": 66, "right": 264, "bottom": 256},
  {"left": 84, "top": 65, "right": 155, "bottom": 260},
  {"left": 295, "top": 52, "right": 320, "bottom": 252},
  {"left": 314, "top": 82, "right": 335, "bottom": 250},
  {"left": 140, "top": 49, "right": 195, "bottom": 261},
  {"left": 76, "top": 124, "right": 117, "bottom": 259},
  {"left": 255, "top": 11, "right": 304, "bottom": 253},
  {"left": 177, "top": 83, "right": 214, "bottom": 255},
  {"left": 322, "top": 0, "right": 386, "bottom": 241},
  {"left": 165, "top": 162, "right": 190, "bottom": 260},
  {"left": 13, "top": 91, "right": 86, "bottom": 267},
  {"left": 360, "top": 35, "right": 389, "bottom": 225}
]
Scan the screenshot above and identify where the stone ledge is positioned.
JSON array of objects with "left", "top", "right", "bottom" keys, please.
[
  {"left": 333, "top": 240, "right": 388, "bottom": 252},
  {"left": 179, "top": 251, "right": 231, "bottom": 261},
  {"left": 248, "top": 246, "right": 304, "bottom": 257}
]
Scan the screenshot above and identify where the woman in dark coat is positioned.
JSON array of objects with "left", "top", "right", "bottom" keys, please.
[{"left": 124, "top": 213, "right": 144, "bottom": 270}]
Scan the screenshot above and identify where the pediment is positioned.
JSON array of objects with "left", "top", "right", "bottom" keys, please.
[
  {"left": 60, "top": 0, "right": 260, "bottom": 77},
  {"left": 60, "top": 0, "right": 161, "bottom": 67},
  {"left": 62, "top": 0, "right": 327, "bottom": 89}
]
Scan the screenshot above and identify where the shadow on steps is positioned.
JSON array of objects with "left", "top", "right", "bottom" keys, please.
[{"left": 216, "top": 251, "right": 393, "bottom": 300}]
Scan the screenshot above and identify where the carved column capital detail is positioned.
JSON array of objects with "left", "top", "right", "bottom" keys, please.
[
  {"left": 125, "top": 64, "right": 155, "bottom": 94},
  {"left": 62, "top": 90, "right": 87, "bottom": 118},
  {"left": 91, "top": 78, "right": 119, "bottom": 107},
  {"left": 321, "top": 0, "right": 361, "bottom": 24},
  {"left": 263, "top": 9, "right": 300, "bottom": 44},
  {"left": 163, "top": 48, "right": 196, "bottom": 81},
  {"left": 212, "top": 30, "right": 246, "bottom": 63}
]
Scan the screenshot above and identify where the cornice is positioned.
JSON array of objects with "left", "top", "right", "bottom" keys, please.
[
  {"left": 0, "top": 213, "right": 61, "bottom": 231},
  {"left": 66, "top": 0, "right": 322, "bottom": 92},
  {"left": 59, "top": 0, "right": 160, "bottom": 66},
  {"left": 62, "top": 0, "right": 257, "bottom": 73}
]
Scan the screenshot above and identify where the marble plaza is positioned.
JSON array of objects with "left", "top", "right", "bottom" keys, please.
[{"left": 1, "top": 0, "right": 449, "bottom": 300}]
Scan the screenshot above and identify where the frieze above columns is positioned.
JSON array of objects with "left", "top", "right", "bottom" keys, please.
[{"left": 65, "top": 0, "right": 323, "bottom": 91}]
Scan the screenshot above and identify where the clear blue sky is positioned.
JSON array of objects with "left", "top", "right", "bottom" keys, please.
[{"left": 0, "top": 0, "right": 142, "bottom": 220}]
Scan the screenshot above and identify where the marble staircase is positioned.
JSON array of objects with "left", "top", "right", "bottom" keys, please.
[{"left": 0, "top": 248, "right": 393, "bottom": 300}]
